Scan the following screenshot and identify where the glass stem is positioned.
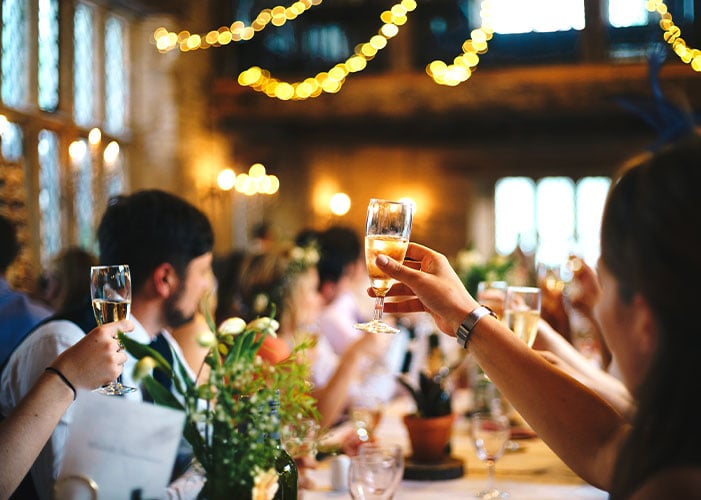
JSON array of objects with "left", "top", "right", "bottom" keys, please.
[
  {"left": 372, "top": 296, "right": 385, "bottom": 322},
  {"left": 486, "top": 459, "right": 496, "bottom": 491}
]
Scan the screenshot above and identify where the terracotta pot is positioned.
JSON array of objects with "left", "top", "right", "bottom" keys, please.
[{"left": 402, "top": 413, "right": 455, "bottom": 463}]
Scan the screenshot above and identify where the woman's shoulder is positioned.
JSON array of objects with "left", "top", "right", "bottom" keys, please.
[{"left": 630, "top": 466, "right": 701, "bottom": 499}]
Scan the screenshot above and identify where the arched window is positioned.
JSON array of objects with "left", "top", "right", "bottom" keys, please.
[{"left": 38, "top": 130, "right": 62, "bottom": 264}]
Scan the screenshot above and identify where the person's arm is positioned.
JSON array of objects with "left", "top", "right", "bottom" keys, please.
[
  {"left": 0, "top": 321, "right": 130, "bottom": 498},
  {"left": 313, "top": 333, "right": 387, "bottom": 429},
  {"left": 377, "top": 243, "right": 628, "bottom": 490},
  {"left": 533, "top": 319, "right": 634, "bottom": 419}
]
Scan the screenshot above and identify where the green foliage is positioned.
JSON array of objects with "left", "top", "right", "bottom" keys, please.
[
  {"left": 119, "top": 314, "right": 318, "bottom": 497},
  {"left": 397, "top": 371, "right": 452, "bottom": 418},
  {"left": 453, "top": 248, "right": 515, "bottom": 296}
]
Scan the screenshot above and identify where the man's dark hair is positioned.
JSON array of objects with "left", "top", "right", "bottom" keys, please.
[
  {"left": 0, "top": 214, "right": 19, "bottom": 273},
  {"left": 97, "top": 189, "right": 213, "bottom": 291},
  {"left": 317, "top": 225, "right": 361, "bottom": 285}
]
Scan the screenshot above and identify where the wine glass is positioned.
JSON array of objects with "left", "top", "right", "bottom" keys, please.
[
  {"left": 348, "top": 451, "right": 402, "bottom": 500},
  {"left": 350, "top": 394, "right": 384, "bottom": 443},
  {"left": 354, "top": 199, "right": 414, "bottom": 334},
  {"left": 470, "top": 411, "right": 511, "bottom": 499},
  {"left": 358, "top": 442, "right": 404, "bottom": 496},
  {"left": 90, "top": 264, "right": 136, "bottom": 395},
  {"left": 503, "top": 286, "right": 541, "bottom": 348},
  {"left": 477, "top": 280, "right": 508, "bottom": 318}
]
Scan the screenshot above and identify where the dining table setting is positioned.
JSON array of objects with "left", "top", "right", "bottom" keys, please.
[{"left": 302, "top": 388, "right": 608, "bottom": 499}]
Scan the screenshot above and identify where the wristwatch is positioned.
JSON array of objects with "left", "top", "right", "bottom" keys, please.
[{"left": 456, "top": 305, "right": 498, "bottom": 349}]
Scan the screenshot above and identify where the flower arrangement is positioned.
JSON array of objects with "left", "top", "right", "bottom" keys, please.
[{"left": 120, "top": 311, "right": 318, "bottom": 499}]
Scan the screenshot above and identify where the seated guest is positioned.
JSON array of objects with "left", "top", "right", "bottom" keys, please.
[
  {"left": 316, "top": 225, "right": 404, "bottom": 403},
  {"left": 0, "top": 214, "right": 52, "bottom": 367},
  {"left": 233, "top": 245, "right": 387, "bottom": 429},
  {"left": 376, "top": 135, "right": 701, "bottom": 498},
  {"left": 0, "top": 190, "right": 214, "bottom": 499},
  {"left": 0, "top": 320, "right": 130, "bottom": 499}
]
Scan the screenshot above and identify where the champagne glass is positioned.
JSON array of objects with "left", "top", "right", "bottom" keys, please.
[
  {"left": 350, "top": 394, "right": 384, "bottom": 443},
  {"left": 503, "top": 286, "right": 541, "bottom": 348},
  {"left": 477, "top": 280, "right": 508, "bottom": 318},
  {"left": 470, "top": 411, "right": 511, "bottom": 499},
  {"left": 348, "top": 452, "right": 402, "bottom": 500},
  {"left": 354, "top": 199, "right": 413, "bottom": 334},
  {"left": 90, "top": 264, "right": 136, "bottom": 395}
]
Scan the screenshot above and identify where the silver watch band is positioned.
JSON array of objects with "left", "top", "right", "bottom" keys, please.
[{"left": 456, "top": 305, "right": 497, "bottom": 349}]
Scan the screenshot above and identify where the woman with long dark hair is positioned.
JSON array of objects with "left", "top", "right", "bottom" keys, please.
[{"left": 376, "top": 134, "right": 701, "bottom": 498}]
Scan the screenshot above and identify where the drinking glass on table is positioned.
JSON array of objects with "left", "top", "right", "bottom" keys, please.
[
  {"left": 348, "top": 450, "right": 403, "bottom": 499},
  {"left": 90, "top": 265, "right": 135, "bottom": 395},
  {"left": 358, "top": 442, "right": 404, "bottom": 495},
  {"left": 503, "top": 286, "right": 541, "bottom": 348},
  {"left": 470, "top": 411, "right": 511, "bottom": 499},
  {"left": 354, "top": 199, "right": 414, "bottom": 335},
  {"left": 350, "top": 394, "right": 384, "bottom": 443}
]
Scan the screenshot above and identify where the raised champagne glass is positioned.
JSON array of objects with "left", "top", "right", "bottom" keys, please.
[
  {"left": 503, "top": 286, "right": 541, "bottom": 348},
  {"left": 354, "top": 199, "right": 413, "bottom": 334},
  {"left": 90, "top": 264, "right": 136, "bottom": 395}
]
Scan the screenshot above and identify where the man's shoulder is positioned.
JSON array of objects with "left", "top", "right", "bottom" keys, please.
[{"left": 2, "top": 319, "right": 85, "bottom": 383}]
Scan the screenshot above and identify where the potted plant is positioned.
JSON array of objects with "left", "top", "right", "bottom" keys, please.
[{"left": 397, "top": 361, "right": 455, "bottom": 463}]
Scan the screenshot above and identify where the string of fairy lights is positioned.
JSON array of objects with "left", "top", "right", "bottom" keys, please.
[
  {"left": 646, "top": 0, "right": 701, "bottom": 71},
  {"left": 153, "top": 0, "right": 699, "bottom": 101}
]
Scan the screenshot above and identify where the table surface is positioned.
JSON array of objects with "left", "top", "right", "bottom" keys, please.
[{"left": 302, "top": 390, "right": 608, "bottom": 500}]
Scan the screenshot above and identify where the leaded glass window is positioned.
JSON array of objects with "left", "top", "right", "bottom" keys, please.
[
  {"left": 73, "top": 138, "right": 94, "bottom": 248},
  {"left": 38, "top": 0, "right": 60, "bottom": 111},
  {"left": 495, "top": 176, "right": 610, "bottom": 266},
  {"left": 1, "top": 0, "right": 29, "bottom": 108},
  {"left": 1, "top": 121, "right": 23, "bottom": 161},
  {"left": 74, "top": 3, "right": 95, "bottom": 127},
  {"left": 38, "top": 130, "right": 62, "bottom": 264},
  {"left": 104, "top": 16, "right": 127, "bottom": 134}
]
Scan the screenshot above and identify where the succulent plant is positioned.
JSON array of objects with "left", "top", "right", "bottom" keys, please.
[{"left": 397, "top": 370, "right": 452, "bottom": 418}]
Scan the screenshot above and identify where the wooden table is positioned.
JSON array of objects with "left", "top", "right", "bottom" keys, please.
[{"left": 302, "top": 390, "right": 608, "bottom": 499}]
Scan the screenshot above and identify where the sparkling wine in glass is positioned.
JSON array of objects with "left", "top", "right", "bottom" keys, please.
[
  {"left": 90, "top": 264, "right": 136, "bottom": 395},
  {"left": 503, "top": 286, "right": 541, "bottom": 348},
  {"left": 470, "top": 411, "right": 511, "bottom": 499},
  {"left": 354, "top": 199, "right": 413, "bottom": 334}
]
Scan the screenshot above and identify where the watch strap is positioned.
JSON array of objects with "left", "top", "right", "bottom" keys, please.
[{"left": 456, "top": 305, "right": 498, "bottom": 349}]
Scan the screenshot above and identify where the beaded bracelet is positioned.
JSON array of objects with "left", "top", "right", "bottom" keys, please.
[{"left": 45, "top": 367, "right": 77, "bottom": 400}]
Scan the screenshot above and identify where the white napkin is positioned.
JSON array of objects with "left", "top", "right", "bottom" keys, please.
[{"left": 57, "top": 389, "right": 186, "bottom": 499}]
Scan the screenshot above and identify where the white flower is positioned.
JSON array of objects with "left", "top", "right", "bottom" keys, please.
[
  {"left": 304, "top": 247, "right": 320, "bottom": 265},
  {"left": 133, "top": 356, "right": 156, "bottom": 382},
  {"left": 252, "top": 467, "right": 279, "bottom": 500},
  {"left": 196, "top": 330, "right": 217, "bottom": 348},
  {"left": 253, "top": 293, "right": 269, "bottom": 314},
  {"left": 289, "top": 246, "right": 306, "bottom": 262},
  {"left": 219, "top": 317, "right": 247, "bottom": 336},
  {"left": 247, "top": 317, "right": 280, "bottom": 337}
]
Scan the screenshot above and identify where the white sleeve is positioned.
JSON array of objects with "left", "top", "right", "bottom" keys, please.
[{"left": 0, "top": 320, "right": 85, "bottom": 500}]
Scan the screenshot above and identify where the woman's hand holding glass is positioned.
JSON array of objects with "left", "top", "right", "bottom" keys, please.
[{"left": 354, "top": 199, "right": 414, "bottom": 335}]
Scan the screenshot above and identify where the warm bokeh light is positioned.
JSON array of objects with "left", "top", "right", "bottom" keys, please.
[
  {"left": 217, "top": 168, "right": 236, "bottom": 191},
  {"left": 329, "top": 192, "right": 351, "bottom": 216},
  {"left": 68, "top": 140, "right": 87, "bottom": 162},
  {"left": 103, "top": 141, "right": 120, "bottom": 165},
  {"left": 248, "top": 163, "right": 266, "bottom": 177},
  {"left": 88, "top": 127, "right": 102, "bottom": 146}
]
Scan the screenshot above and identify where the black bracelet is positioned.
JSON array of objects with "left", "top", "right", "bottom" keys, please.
[{"left": 45, "top": 367, "right": 77, "bottom": 400}]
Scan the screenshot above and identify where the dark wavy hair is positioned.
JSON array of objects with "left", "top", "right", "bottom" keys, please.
[
  {"left": 97, "top": 190, "right": 213, "bottom": 292},
  {"left": 604, "top": 133, "right": 701, "bottom": 498}
]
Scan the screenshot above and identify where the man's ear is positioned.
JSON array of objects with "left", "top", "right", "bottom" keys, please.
[{"left": 152, "top": 263, "right": 178, "bottom": 298}]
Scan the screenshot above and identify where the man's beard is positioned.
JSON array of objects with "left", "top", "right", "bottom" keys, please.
[{"left": 164, "top": 282, "right": 196, "bottom": 328}]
